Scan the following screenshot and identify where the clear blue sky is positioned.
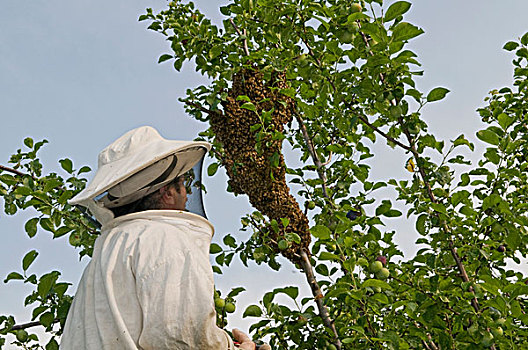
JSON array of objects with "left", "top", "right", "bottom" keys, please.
[{"left": 1, "top": 0, "right": 527, "bottom": 347}]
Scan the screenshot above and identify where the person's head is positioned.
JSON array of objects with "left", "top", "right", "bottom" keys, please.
[{"left": 110, "top": 175, "right": 187, "bottom": 217}]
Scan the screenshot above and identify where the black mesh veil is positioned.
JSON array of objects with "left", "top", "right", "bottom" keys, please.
[{"left": 182, "top": 156, "right": 207, "bottom": 219}]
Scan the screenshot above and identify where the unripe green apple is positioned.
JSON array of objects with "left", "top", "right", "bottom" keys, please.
[
  {"left": 376, "top": 267, "right": 390, "bottom": 280},
  {"left": 69, "top": 233, "right": 81, "bottom": 246},
  {"left": 297, "top": 315, "right": 308, "bottom": 325},
  {"left": 225, "top": 302, "right": 236, "bottom": 313},
  {"left": 214, "top": 297, "right": 225, "bottom": 309},
  {"left": 357, "top": 257, "right": 368, "bottom": 267},
  {"left": 491, "top": 326, "right": 503, "bottom": 337},
  {"left": 306, "top": 201, "right": 316, "bottom": 210},
  {"left": 16, "top": 330, "right": 28, "bottom": 342},
  {"left": 370, "top": 261, "right": 383, "bottom": 273},
  {"left": 350, "top": 3, "right": 362, "bottom": 13},
  {"left": 327, "top": 344, "right": 337, "bottom": 350}
]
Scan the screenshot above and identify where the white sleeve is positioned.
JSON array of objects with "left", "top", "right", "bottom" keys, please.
[{"left": 135, "top": 249, "right": 234, "bottom": 349}]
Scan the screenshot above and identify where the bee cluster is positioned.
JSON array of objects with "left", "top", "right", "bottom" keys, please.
[{"left": 210, "top": 67, "right": 310, "bottom": 261}]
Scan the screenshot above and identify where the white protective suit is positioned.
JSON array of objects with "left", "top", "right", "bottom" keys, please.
[{"left": 60, "top": 210, "right": 235, "bottom": 350}]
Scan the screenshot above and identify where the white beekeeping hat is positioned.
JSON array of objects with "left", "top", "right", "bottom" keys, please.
[{"left": 70, "top": 126, "right": 210, "bottom": 223}]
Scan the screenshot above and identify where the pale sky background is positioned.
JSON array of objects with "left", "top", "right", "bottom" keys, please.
[{"left": 1, "top": 0, "right": 527, "bottom": 347}]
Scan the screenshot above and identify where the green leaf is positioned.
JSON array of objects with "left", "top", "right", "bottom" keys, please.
[
  {"left": 452, "top": 134, "right": 474, "bottom": 151},
  {"left": 23, "top": 250, "right": 39, "bottom": 271},
  {"left": 505, "top": 229, "right": 520, "bottom": 250},
  {"left": 14, "top": 186, "right": 31, "bottom": 196},
  {"left": 207, "top": 163, "right": 219, "bottom": 176},
  {"left": 24, "top": 137, "right": 34, "bottom": 148},
  {"left": 319, "top": 252, "right": 340, "bottom": 261},
  {"left": 78, "top": 166, "right": 91, "bottom": 174},
  {"left": 223, "top": 235, "right": 236, "bottom": 248},
  {"left": 4, "top": 272, "right": 24, "bottom": 283},
  {"left": 43, "top": 178, "right": 63, "bottom": 192},
  {"left": 277, "top": 286, "right": 299, "bottom": 300},
  {"left": 25, "top": 218, "right": 38, "bottom": 238},
  {"left": 384, "top": 1, "right": 411, "bottom": 22},
  {"left": 59, "top": 159, "right": 73, "bottom": 173},
  {"left": 240, "top": 102, "right": 256, "bottom": 112},
  {"left": 392, "top": 22, "right": 424, "bottom": 42},
  {"left": 210, "top": 243, "right": 222, "bottom": 254},
  {"left": 521, "top": 32, "right": 528, "bottom": 46},
  {"left": 269, "top": 152, "right": 280, "bottom": 168},
  {"left": 40, "top": 312, "right": 55, "bottom": 328},
  {"left": 37, "top": 272, "right": 58, "bottom": 299},
  {"left": 280, "top": 87, "right": 296, "bottom": 98},
  {"left": 285, "top": 232, "right": 301, "bottom": 244},
  {"left": 208, "top": 46, "right": 223, "bottom": 59},
  {"left": 426, "top": 87, "right": 450, "bottom": 102},
  {"left": 383, "top": 209, "right": 402, "bottom": 217},
  {"left": 236, "top": 95, "right": 251, "bottom": 102},
  {"left": 497, "top": 113, "right": 514, "bottom": 130},
  {"left": 32, "top": 306, "right": 47, "bottom": 320},
  {"left": 370, "top": 292, "right": 389, "bottom": 304},
  {"left": 503, "top": 41, "right": 519, "bottom": 51},
  {"left": 430, "top": 203, "right": 447, "bottom": 214},
  {"left": 219, "top": 5, "right": 230, "bottom": 16},
  {"left": 406, "top": 88, "right": 422, "bottom": 102},
  {"left": 311, "top": 225, "right": 331, "bottom": 240},
  {"left": 54, "top": 226, "right": 71, "bottom": 238},
  {"left": 476, "top": 129, "right": 500, "bottom": 146},
  {"left": 243, "top": 304, "right": 262, "bottom": 317},
  {"left": 416, "top": 214, "right": 427, "bottom": 235},
  {"left": 40, "top": 218, "right": 54, "bottom": 233},
  {"left": 45, "top": 338, "right": 59, "bottom": 350},
  {"left": 362, "top": 279, "right": 392, "bottom": 290},
  {"left": 158, "top": 54, "right": 173, "bottom": 63}
]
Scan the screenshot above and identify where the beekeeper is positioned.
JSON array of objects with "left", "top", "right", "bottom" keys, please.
[{"left": 60, "top": 126, "right": 259, "bottom": 350}]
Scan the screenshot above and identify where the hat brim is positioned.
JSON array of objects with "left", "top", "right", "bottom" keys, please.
[{"left": 69, "top": 139, "right": 211, "bottom": 206}]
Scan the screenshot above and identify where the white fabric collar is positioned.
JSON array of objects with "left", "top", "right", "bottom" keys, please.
[{"left": 101, "top": 210, "right": 214, "bottom": 236}]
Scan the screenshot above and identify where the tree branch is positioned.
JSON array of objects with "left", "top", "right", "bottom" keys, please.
[
  {"left": 11, "top": 319, "right": 59, "bottom": 331},
  {"left": 293, "top": 112, "right": 329, "bottom": 199},
  {"left": 299, "top": 249, "right": 341, "bottom": 350},
  {"left": 0, "top": 165, "right": 30, "bottom": 178}
]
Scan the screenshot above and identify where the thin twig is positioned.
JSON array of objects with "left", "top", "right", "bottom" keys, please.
[
  {"left": 320, "top": 152, "right": 333, "bottom": 167},
  {"left": 229, "top": 18, "right": 250, "bottom": 56},
  {"left": 356, "top": 114, "right": 412, "bottom": 152},
  {"left": 427, "top": 334, "right": 439, "bottom": 350},
  {"left": 183, "top": 100, "right": 215, "bottom": 116},
  {"left": 299, "top": 249, "right": 342, "bottom": 350}
]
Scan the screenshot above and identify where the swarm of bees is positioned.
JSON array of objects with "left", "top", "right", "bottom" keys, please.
[{"left": 210, "top": 67, "right": 310, "bottom": 262}]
